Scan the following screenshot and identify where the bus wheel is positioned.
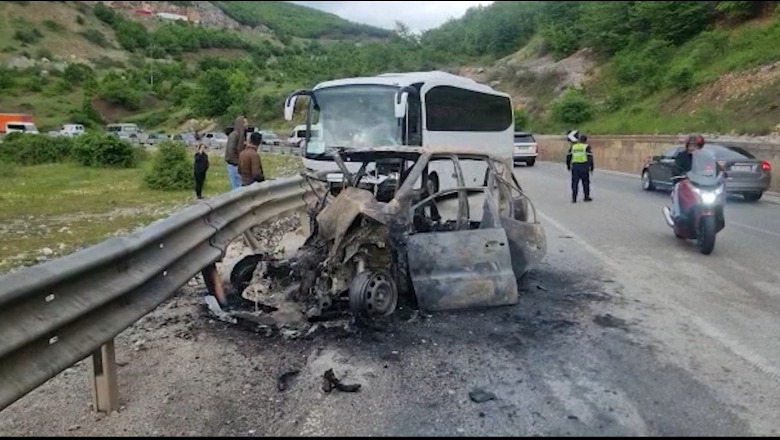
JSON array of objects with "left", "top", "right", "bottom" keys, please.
[{"left": 428, "top": 172, "right": 440, "bottom": 194}]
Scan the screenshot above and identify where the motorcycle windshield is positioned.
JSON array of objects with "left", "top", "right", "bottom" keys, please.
[{"left": 687, "top": 149, "right": 722, "bottom": 187}]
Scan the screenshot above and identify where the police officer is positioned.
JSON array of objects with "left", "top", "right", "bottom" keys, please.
[{"left": 566, "top": 131, "right": 594, "bottom": 203}]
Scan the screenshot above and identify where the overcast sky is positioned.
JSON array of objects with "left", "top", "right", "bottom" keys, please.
[{"left": 290, "top": 1, "right": 494, "bottom": 32}]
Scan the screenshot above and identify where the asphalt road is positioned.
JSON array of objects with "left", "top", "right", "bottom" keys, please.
[{"left": 3, "top": 161, "right": 779, "bottom": 436}]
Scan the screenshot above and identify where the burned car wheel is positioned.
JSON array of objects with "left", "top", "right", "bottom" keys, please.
[
  {"left": 230, "top": 254, "right": 263, "bottom": 293},
  {"left": 349, "top": 271, "right": 398, "bottom": 317}
]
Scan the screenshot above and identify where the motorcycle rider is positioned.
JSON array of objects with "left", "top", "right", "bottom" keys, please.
[{"left": 670, "top": 134, "right": 705, "bottom": 220}]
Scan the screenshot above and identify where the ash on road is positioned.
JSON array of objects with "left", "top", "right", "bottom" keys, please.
[{"left": 2, "top": 163, "right": 779, "bottom": 436}]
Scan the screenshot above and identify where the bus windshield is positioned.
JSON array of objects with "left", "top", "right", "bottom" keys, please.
[{"left": 306, "top": 84, "right": 401, "bottom": 156}]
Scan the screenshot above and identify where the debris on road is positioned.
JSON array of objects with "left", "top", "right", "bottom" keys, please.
[
  {"left": 277, "top": 370, "right": 300, "bottom": 392},
  {"left": 469, "top": 387, "right": 497, "bottom": 403},
  {"left": 321, "top": 368, "right": 361, "bottom": 393},
  {"left": 536, "top": 285, "right": 548, "bottom": 292}
]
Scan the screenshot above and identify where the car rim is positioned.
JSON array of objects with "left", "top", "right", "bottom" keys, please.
[{"left": 642, "top": 172, "right": 649, "bottom": 188}]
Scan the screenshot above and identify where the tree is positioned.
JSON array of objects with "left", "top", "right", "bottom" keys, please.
[{"left": 190, "top": 69, "right": 232, "bottom": 117}]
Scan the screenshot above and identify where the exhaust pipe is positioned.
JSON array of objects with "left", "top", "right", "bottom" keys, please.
[{"left": 661, "top": 206, "right": 675, "bottom": 228}]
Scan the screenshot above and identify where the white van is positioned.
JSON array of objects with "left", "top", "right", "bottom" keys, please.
[
  {"left": 59, "top": 124, "right": 85, "bottom": 137},
  {"left": 287, "top": 124, "right": 319, "bottom": 147},
  {"left": 106, "top": 123, "right": 141, "bottom": 142},
  {"left": 5, "top": 122, "right": 39, "bottom": 134}
]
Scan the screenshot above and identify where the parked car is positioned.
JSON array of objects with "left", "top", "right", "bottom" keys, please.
[
  {"left": 173, "top": 132, "right": 199, "bottom": 147},
  {"left": 56, "top": 124, "right": 85, "bottom": 137},
  {"left": 106, "top": 123, "right": 144, "bottom": 144},
  {"left": 641, "top": 143, "right": 772, "bottom": 201},
  {"left": 202, "top": 131, "right": 228, "bottom": 149},
  {"left": 513, "top": 132, "right": 538, "bottom": 167},
  {"left": 144, "top": 132, "right": 169, "bottom": 146},
  {"left": 259, "top": 131, "right": 281, "bottom": 146}
]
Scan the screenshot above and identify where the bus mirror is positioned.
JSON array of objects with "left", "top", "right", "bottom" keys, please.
[
  {"left": 284, "top": 96, "right": 297, "bottom": 121},
  {"left": 284, "top": 89, "right": 312, "bottom": 121},
  {"left": 394, "top": 92, "right": 408, "bottom": 118}
]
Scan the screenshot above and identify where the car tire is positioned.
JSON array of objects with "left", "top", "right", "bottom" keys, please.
[
  {"left": 641, "top": 169, "right": 655, "bottom": 191},
  {"left": 744, "top": 192, "right": 763, "bottom": 202},
  {"left": 526, "top": 159, "right": 536, "bottom": 167}
]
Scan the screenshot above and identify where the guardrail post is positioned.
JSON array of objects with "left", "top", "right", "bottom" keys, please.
[{"left": 90, "top": 339, "right": 119, "bottom": 413}]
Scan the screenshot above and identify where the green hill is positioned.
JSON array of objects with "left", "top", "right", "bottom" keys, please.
[
  {"left": 421, "top": 1, "right": 780, "bottom": 136},
  {"left": 212, "top": 1, "right": 394, "bottom": 40},
  {"left": 0, "top": 1, "right": 418, "bottom": 132}
]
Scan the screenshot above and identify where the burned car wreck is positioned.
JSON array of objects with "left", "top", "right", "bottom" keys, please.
[{"left": 226, "top": 146, "right": 547, "bottom": 327}]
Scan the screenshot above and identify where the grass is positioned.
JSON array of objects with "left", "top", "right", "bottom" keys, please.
[{"left": 0, "top": 152, "right": 302, "bottom": 273}]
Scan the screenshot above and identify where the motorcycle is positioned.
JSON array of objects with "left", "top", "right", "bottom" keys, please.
[{"left": 661, "top": 149, "right": 726, "bottom": 255}]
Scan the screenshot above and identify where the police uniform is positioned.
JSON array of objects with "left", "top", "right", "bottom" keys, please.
[{"left": 566, "top": 134, "right": 594, "bottom": 203}]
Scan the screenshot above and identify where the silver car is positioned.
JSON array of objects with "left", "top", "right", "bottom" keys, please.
[
  {"left": 513, "top": 132, "right": 538, "bottom": 167},
  {"left": 641, "top": 144, "right": 772, "bottom": 201}
]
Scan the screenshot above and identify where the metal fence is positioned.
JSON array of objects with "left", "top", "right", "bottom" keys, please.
[{"left": 0, "top": 176, "right": 315, "bottom": 412}]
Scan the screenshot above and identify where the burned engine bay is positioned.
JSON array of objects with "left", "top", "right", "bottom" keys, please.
[{"left": 222, "top": 147, "right": 547, "bottom": 334}]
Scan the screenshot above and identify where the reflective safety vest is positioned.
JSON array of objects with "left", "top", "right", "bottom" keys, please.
[{"left": 570, "top": 142, "right": 589, "bottom": 164}]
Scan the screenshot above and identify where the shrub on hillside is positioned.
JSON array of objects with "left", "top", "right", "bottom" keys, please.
[
  {"left": 72, "top": 133, "right": 138, "bottom": 168},
  {"left": 667, "top": 65, "right": 695, "bottom": 92},
  {"left": 0, "top": 133, "right": 74, "bottom": 165},
  {"left": 514, "top": 107, "right": 530, "bottom": 130},
  {"left": 13, "top": 28, "right": 43, "bottom": 45},
  {"left": 144, "top": 141, "right": 193, "bottom": 191},
  {"left": 552, "top": 89, "right": 594, "bottom": 125}
]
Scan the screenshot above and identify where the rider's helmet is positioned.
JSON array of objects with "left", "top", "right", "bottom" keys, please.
[
  {"left": 686, "top": 134, "right": 705, "bottom": 148},
  {"left": 578, "top": 133, "right": 588, "bottom": 143},
  {"left": 567, "top": 130, "right": 580, "bottom": 143}
]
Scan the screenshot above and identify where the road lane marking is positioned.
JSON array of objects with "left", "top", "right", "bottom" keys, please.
[{"left": 537, "top": 210, "right": 780, "bottom": 385}]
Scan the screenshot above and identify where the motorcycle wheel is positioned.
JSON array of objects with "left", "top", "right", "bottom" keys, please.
[{"left": 697, "top": 216, "right": 716, "bottom": 255}]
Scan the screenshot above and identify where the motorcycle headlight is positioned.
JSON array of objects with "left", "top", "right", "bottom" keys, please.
[{"left": 701, "top": 192, "right": 718, "bottom": 205}]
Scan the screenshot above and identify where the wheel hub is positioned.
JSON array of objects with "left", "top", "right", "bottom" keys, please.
[{"left": 349, "top": 271, "right": 398, "bottom": 317}]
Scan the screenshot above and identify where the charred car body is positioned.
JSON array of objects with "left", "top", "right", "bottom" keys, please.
[{"left": 229, "top": 146, "right": 547, "bottom": 324}]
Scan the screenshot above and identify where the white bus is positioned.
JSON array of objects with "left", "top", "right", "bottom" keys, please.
[{"left": 283, "top": 71, "right": 514, "bottom": 192}]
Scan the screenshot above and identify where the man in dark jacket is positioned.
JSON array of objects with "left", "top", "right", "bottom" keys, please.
[{"left": 193, "top": 144, "right": 209, "bottom": 199}]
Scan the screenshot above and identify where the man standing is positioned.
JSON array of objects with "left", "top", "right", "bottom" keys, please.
[
  {"left": 566, "top": 131, "right": 594, "bottom": 203},
  {"left": 238, "top": 132, "right": 265, "bottom": 186},
  {"left": 224, "top": 116, "right": 246, "bottom": 190}
]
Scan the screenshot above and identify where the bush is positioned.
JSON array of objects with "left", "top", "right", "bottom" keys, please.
[
  {"left": 43, "top": 20, "right": 64, "bottom": 33},
  {"left": 81, "top": 29, "right": 110, "bottom": 48},
  {"left": 552, "top": 89, "right": 594, "bottom": 125},
  {"left": 0, "top": 133, "right": 74, "bottom": 165},
  {"left": 76, "top": 15, "right": 85, "bottom": 26},
  {"left": 72, "top": 133, "right": 138, "bottom": 168},
  {"left": 13, "top": 28, "right": 43, "bottom": 45},
  {"left": 35, "top": 47, "right": 53, "bottom": 60},
  {"left": 667, "top": 65, "right": 695, "bottom": 92},
  {"left": 144, "top": 141, "right": 193, "bottom": 191},
  {"left": 98, "top": 74, "right": 142, "bottom": 110},
  {"left": 513, "top": 107, "right": 530, "bottom": 130}
]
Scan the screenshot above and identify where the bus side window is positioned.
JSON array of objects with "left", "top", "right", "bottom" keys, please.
[{"left": 405, "top": 93, "right": 422, "bottom": 146}]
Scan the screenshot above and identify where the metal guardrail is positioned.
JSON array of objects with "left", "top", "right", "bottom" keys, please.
[{"left": 0, "top": 176, "right": 315, "bottom": 412}]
